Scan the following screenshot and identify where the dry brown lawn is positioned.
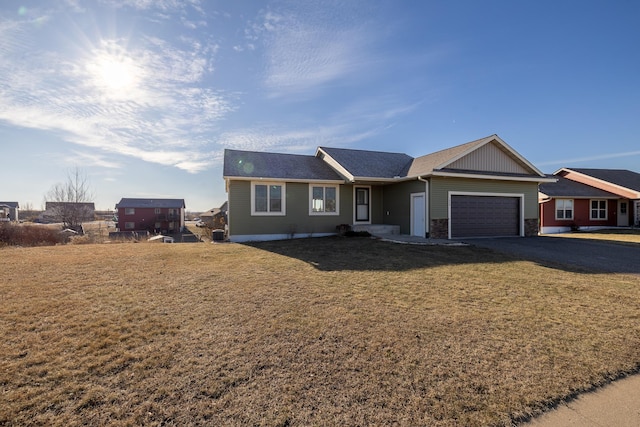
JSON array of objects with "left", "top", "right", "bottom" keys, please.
[
  {"left": 547, "top": 228, "right": 640, "bottom": 245},
  {"left": 1, "top": 238, "right": 639, "bottom": 426}
]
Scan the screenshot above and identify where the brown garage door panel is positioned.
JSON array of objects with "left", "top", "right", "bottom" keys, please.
[{"left": 451, "top": 195, "right": 519, "bottom": 238}]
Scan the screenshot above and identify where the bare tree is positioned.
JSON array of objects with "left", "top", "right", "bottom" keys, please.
[{"left": 44, "top": 167, "right": 95, "bottom": 231}]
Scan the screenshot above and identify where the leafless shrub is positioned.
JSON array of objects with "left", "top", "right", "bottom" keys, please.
[{"left": 0, "top": 223, "right": 65, "bottom": 247}]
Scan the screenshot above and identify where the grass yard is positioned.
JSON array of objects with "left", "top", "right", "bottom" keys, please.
[
  {"left": 547, "top": 228, "right": 640, "bottom": 245},
  {"left": 1, "top": 237, "right": 639, "bottom": 426}
]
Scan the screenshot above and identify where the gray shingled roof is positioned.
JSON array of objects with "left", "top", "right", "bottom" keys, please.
[
  {"left": 116, "top": 198, "right": 185, "bottom": 209},
  {"left": 318, "top": 147, "right": 413, "bottom": 178},
  {"left": 539, "top": 176, "right": 620, "bottom": 198},
  {"left": 0, "top": 201, "right": 19, "bottom": 208},
  {"left": 569, "top": 168, "right": 640, "bottom": 192},
  {"left": 224, "top": 149, "right": 343, "bottom": 181},
  {"left": 406, "top": 137, "right": 489, "bottom": 176}
]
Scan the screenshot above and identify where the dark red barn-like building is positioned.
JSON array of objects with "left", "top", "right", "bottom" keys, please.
[{"left": 115, "top": 198, "right": 185, "bottom": 234}]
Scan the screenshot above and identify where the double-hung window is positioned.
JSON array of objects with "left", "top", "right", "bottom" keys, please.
[
  {"left": 555, "top": 199, "right": 573, "bottom": 220},
  {"left": 310, "top": 185, "right": 339, "bottom": 215},
  {"left": 590, "top": 200, "right": 607, "bottom": 220},
  {"left": 252, "top": 182, "right": 285, "bottom": 215},
  {"left": 125, "top": 208, "right": 135, "bottom": 215}
]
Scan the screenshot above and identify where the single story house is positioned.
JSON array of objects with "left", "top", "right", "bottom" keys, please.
[
  {"left": 223, "top": 134, "right": 555, "bottom": 242},
  {"left": 115, "top": 198, "right": 186, "bottom": 234},
  {"left": 539, "top": 168, "right": 640, "bottom": 233},
  {"left": 199, "top": 201, "right": 228, "bottom": 229},
  {"left": 0, "top": 202, "right": 19, "bottom": 222},
  {"left": 40, "top": 202, "right": 95, "bottom": 224}
]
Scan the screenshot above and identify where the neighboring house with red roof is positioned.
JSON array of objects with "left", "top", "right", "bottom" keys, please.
[
  {"left": 223, "top": 135, "right": 555, "bottom": 242},
  {"left": 539, "top": 168, "right": 640, "bottom": 233},
  {"left": 115, "top": 198, "right": 185, "bottom": 234}
]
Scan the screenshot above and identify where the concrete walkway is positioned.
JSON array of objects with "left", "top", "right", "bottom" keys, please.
[
  {"left": 521, "top": 374, "right": 640, "bottom": 426},
  {"left": 370, "top": 233, "right": 467, "bottom": 246}
]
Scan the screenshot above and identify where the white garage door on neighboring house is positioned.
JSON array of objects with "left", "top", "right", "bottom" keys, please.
[{"left": 450, "top": 194, "right": 521, "bottom": 238}]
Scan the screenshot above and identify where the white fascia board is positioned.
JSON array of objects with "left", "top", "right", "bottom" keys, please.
[
  {"left": 556, "top": 168, "right": 640, "bottom": 198},
  {"left": 223, "top": 176, "right": 344, "bottom": 184},
  {"left": 351, "top": 176, "right": 398, "bottom": 183},
  {"left": 432, "top": 171, "right": 557, "bottom": 183},
  {"left": 316, "top": 148, "right": 355, "bottom": 182}
]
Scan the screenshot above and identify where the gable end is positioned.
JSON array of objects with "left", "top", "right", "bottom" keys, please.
[{"left": 447, "top": 141, "right": 531, "bottom": 174}]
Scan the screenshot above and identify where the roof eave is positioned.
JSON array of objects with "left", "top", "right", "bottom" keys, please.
[
  {"left": 555, "top": 168, "right": 640, "bottom": 198},
  {"left": 315, "top": 148, "right": 355, "bottom": 182},
  {"left": 224, "top": 176, "right": 345, "bottom": 184},
  {"left": 432, "top": 170, "right": 557, "bottom": 183}
]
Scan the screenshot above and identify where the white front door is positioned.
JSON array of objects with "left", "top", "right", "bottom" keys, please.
[
  {"left": 411, "top": 193, "right": 426, "bottom": 237},
  {"left": 618, "top": 200, "right": 629, "bottom": 226}
]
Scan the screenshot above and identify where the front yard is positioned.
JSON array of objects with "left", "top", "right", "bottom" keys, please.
[{"left": 1, "top": 238, "right": 639, "bottom": 426}]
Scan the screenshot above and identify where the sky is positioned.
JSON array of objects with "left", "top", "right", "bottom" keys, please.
[{"left": 1, "top": 1, "right": 638, "bottom": 212}]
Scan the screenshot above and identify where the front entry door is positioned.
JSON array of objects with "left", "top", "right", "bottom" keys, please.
[
  {"left": 618, "top": 200, "right": 629, "bottom": 226},
  {"left": 355, "top": 187, "right": 370, "bottom": 222},
  {"left": 411, "top": 193, "right": 425, "bottom": 237}
]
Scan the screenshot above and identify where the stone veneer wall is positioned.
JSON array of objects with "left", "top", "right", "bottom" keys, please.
[
  {"left": 430, "top": 219, "right": 449, "bottom": 239},
  {"left": 524, "top": 218, "right": 538, "bottom": 237}
]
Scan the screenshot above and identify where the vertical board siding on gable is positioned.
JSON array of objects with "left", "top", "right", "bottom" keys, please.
[
  {"left": 383, "top": 180, "right": 426, "bottom": 234},
  {"left": 430, "top": 177, "right": 539, "bottom": 219},
  {"left": 448, "top": 143, "right": 530, "bottom": 174},
  {"left": 228, "top": 180, "right": 353, "bottom": 236}
]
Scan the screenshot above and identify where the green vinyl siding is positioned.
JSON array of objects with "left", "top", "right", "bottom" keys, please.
[
  {"left": 430, "top": 177, "right": 539, "bottom": 219},
  {"left": 228, "top": 180, "right": 353, "bottom": 236},
  {"left": 382, "top": 180, "right": 426, "bottom": 234}
]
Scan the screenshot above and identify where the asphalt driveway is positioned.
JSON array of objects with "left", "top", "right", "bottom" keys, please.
[{"left": 459, "top": 236, "right": 640, "bottom": 275}]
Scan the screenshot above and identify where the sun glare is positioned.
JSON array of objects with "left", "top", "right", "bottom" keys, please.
[{"left": 86, "top": 49, "right": 141, "bottom": 99}]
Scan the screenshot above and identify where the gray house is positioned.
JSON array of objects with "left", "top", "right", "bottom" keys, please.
[
  {"left": 223, "top": 135, "right": 555, "bottom": 242},
  {"left": 0, "top": 202, "right": 19, "bottom": 222}
]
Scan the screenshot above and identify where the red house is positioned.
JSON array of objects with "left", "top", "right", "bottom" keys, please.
[
  {"left": 115, "top": 198, "right": 185, "bottom": 234},
  {"left": 539, "top": 168, "right": 640, "bottom": 234}
]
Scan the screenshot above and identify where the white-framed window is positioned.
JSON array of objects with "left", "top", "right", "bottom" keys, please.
[
  {"left": 125, "top": 208, "right": 135, "bottom": 215},
  {"left": 125, "top": 222, "right": 135, "bottom": 229},
  {"left": 555, "top": 199, "right": 573, "bottom": 220},
  {"left": 590, "top": 199, "right": 607, "bottom": 220},
  {"left": 309, "top": 184, "right": 339, "bottom": 215},
  {"left": 154, "top": 208, "right": 161, "bottom": 214},
  {"left": 251, "top": 182, "right": 286, "bottom": 216}
]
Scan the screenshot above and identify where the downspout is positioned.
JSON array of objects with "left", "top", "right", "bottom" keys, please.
[{"left": 418, "top": 176, "right": 429, "bottom": 238}]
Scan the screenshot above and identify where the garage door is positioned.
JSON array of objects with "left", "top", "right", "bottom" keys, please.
[{"left": 450, "top": 195, "right": 520, "bottom": 238}]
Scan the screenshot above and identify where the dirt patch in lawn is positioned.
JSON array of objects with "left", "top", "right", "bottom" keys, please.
[{"left": 1, "top": 238, "right": 639, "bottom": 426}]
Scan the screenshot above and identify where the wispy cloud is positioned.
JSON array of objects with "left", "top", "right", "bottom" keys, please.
[
  {"left": 0, "top": 3, "right": 231, "bottom": 173},
  {"left": 248, "top": 1, "right": 380, "bottom": 98},
  {"left": 537, "top": 150, "right": 640, "bottom": 167}
]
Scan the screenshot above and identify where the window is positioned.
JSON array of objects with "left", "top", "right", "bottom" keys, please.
[
  {"left": 620, "top": 202, "right": 627, "bottom": 214},
  {"left": 555, "top": 199, "right": 573, "bottom": 220},
  {"left": 590, "top": 200, "right": 607, "bottom": 220},
  {"left": 125, "top": 222, "right": 135, "bottom": 229},
  {"left": 154, "top": 208, "right": 161, "bottom": 214},
  {"left": 125, "top": 208, "right": 135, "bottom": 215},
  {"left": 251, "top": 182, "right": 285, "bottom": 215},
  {"left": 310, "top": 185, "right": 339, "bottom": 215}
]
